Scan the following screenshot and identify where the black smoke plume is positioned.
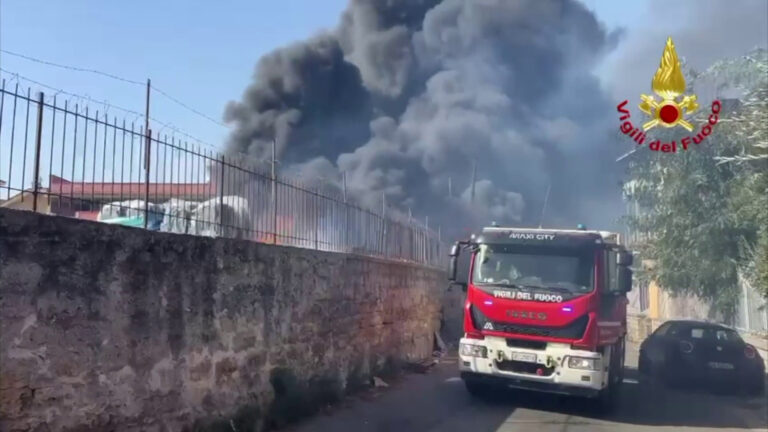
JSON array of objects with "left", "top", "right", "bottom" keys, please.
[{"left": 225, "top": 0, "right": 626, "bottom": 239}]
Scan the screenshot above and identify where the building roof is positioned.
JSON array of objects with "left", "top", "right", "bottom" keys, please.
[
  {"left": 0, "top": 188, "right": 50, "bottom": 209},
  {"left": 48, "top": 175, "right": 216, "bottom": 200}
]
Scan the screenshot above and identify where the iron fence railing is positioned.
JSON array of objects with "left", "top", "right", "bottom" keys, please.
[
  {"left": 735, "top": 272, "right": 768, "bottom": 334},
  {"left": 0, "top": 82, "right": 445, "bottom": 267}
]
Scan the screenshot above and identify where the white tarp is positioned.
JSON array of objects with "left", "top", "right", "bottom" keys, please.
[{"left": 97, "top": 196, "right": 252, "bottom": 238}]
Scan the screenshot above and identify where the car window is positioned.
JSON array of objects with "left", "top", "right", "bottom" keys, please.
[
  {"left": 667, "top": 324, "right": 682, "bottom": 337},
  {"left": 686, "top": 327, "right": 742, "bottom": 342},
  {"left": 654, "top": 323, "right": 672, "bottom": 336}
]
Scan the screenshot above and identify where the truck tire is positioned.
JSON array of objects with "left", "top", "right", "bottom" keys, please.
[
  {"left": 596, "top": 343, "right": 621, "bottom": 414},
  {"left": 616, "top": 337, "right": 626, "bottom": 384},
  {"left": 597, "top": 384, "right": 616, "bottom": 414}
]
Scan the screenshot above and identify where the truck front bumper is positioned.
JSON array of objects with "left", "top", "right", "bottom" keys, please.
[
  {"left": 460, "top": 372, "right": 601, "bottom": 398},
  {"left": 458, "top": 335, "right": 608, "bottom": 397}
]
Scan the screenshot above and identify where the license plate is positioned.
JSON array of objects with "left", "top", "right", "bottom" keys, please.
[
  {"left": 708, "top": 362, "right": 734, "bottom": 370},
  {"left": 510, "top": 351, "right": 537, "bottom": 363}
]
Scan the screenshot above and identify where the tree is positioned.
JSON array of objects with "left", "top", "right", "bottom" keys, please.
[
  {"left": 623, "top": 49, "right": 768, "bottom": 319},
  {"left": 714, "top": 85, "right": 768, "bottom": 298}
]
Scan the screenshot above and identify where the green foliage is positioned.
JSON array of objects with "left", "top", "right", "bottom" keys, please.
[{"left": 624, "top": 49, "right": 768, "bottom": 316}]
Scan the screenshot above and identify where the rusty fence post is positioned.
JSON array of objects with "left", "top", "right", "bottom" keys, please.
[
  {"left": 143, "top": 129, "right": 152, "bottom": 228},
  {"left": 32, "top": 92, "right": 44, "bottom": 212},
  {"left": 219, "top": 154, "right": 226, "bottom": 237},
  {"left": 143, "top": 79, "right": 151, "bottom": 229},
  {"left": 342, "top": 172, "right": 347, "bottom": 252},
  {"left": 314, "top": 187, "right": 319, "bottom": 250},
  {"left": 271, "top": 139, "right": 278, "bottom": 244}
]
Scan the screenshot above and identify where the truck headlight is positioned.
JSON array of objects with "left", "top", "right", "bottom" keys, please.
[
  {"left": 460, "top": 343, "right": 488, "bottom": 358},
  {"left": 567, "top": 356, "right": 599, "bottom": 371}
]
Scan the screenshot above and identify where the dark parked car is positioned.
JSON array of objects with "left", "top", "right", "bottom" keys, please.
[{"left": 639, "top": 320, "right": 765, "bottom": 395}]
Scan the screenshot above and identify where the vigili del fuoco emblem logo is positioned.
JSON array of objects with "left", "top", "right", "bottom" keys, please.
[{"left": 616, "top": 37, "right": 722, "bottom": 153}]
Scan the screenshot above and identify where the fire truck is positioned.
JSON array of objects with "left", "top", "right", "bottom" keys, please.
[{"left": 448, "top": 225, "right": 633, "bottom": 411}]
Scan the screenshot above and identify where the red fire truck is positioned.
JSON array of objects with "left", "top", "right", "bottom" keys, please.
[{"left": 448, "top": 225, "right": 633, "bottom": 411}]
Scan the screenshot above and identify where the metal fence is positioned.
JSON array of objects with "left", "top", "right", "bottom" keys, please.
[
  {"left": 0, "top": 82, "right": 445, "bottom": 267},
  {"left": 735, "top": 272, "right": 768, "bottom": 333}
]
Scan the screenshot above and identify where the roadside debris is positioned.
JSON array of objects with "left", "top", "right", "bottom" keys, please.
[
  {"left": 372, "top": 377, "right": 389, "bottom": 388},
  {"left": 434, "top": 331, "right": 447, "bottom": 352}
]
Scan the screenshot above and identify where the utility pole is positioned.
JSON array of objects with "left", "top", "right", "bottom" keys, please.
[
  {"left": 470, "top": 160, "right": 477, "bottom": 204},
  {"left": 32, "top": 92, "right": 44, "bottom": 212},
  {"left": 342, "top": 172, "right": 347, "bottom": 203},
  {"left": 538, "top": 183, "right": 551, "bottom": 229},
  {"left": 448, "top": 177, "right": 452, "bottom": 198}
]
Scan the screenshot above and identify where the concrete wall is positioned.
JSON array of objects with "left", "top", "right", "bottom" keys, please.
[
  {"left": 648, "top": 284, "right": 719, "bottom": 323},
  {"left": 0, "top": 209, "right": 447, "bottom": 432}
]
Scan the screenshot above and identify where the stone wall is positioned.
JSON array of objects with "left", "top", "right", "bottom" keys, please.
[
  {"left": 0, "top": 209, "right": 447, "bottom": 431},
  {"left": 439, "top": 284, "right": 466, "bottom": 346}
]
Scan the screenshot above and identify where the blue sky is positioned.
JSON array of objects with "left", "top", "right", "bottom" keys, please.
[
  {"left": 0, "top": 0, "right": 641, "bottom": 151},
  {"left": 0, "top": 0, "right": 349, "bottom": 149},
  {"left": 8, "top": 0, "right": 761, "bottom": 202}
]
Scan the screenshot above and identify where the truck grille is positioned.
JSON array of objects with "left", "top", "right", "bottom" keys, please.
[
  {"left": 496, "top": 360, "right": 556, "bottom": 376},
  {"left": 491, "top": 315, "right": 589, "bottom": 340}
]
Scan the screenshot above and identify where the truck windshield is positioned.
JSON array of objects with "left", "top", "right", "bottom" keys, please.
[{"left": 471, "top": 244, "right": 594, "bottom": 293}]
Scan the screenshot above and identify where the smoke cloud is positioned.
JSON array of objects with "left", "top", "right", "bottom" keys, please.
[
  {"left": 224, "top": 0, "right": 632, "bottom": 239},
  {"left": 602, "top": 0, "right": 768, "bottom": 104}
]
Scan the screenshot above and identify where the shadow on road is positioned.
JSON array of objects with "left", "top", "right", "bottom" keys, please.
[
  {"left": 287, "top": 355, "right": 768, "bottom": 432},
  {"left": 478, "top": 366, "right": 768, "bottom": 430}
]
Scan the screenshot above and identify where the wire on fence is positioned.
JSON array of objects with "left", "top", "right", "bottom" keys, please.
[{"left": 0, "top": 84, "right": 445, "bottom": 267}]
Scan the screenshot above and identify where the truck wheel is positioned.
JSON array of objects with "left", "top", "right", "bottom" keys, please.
[
  {"left": 616, "top": 338, "right": 626, "bottom": 384},
  {"left": 464, "top": 378, "right": 495, "bottom": 399},
  {"left": 597, "top": 384, "right": 616, "bottom": 414},
  {"left": 596, "top": 343, "right": 621, "bottom": 414}
]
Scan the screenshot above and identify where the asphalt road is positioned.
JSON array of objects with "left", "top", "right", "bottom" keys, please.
[{"left": 288, "top": 344, "right": 768, "bottom": 432}]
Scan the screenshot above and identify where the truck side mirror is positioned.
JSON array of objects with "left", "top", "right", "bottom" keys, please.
[
  {"left": 448, "top": 243, "right": 460, "bottom": 282},
  {"left": 448, "top": 243, "right": 467, "bottom": 291},
  {"left": 448, "top": 257, "right": 468, "bottom": 291},
  {"left": 617, "top": 250, "right": 633, "bottom": 267},
  {"left": 618, "top": 266, "right": 633, "bottom": 292}
]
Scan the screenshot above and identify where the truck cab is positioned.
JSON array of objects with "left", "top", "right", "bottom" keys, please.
[{"left": 448, "top": 226, "right": 633, "bottom": 410}]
